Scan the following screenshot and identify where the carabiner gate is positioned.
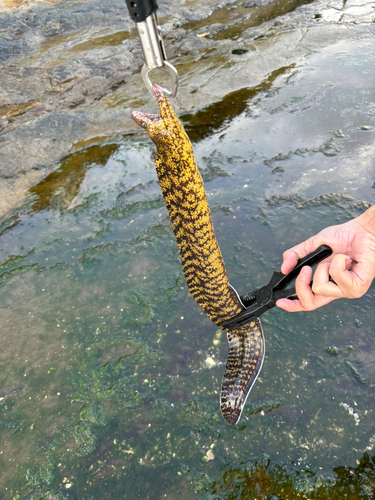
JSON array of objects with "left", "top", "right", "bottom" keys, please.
[
  {"left": 136, "top": 12, "right": 179, "bottom": 99},
  {"left": 141, "top": 61, "right": 178, "bottom": 98}
]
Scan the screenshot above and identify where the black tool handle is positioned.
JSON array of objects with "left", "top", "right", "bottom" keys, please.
[
  {"left": 273, "top": 245, "right": 333, "bottom": 292},
  {"left": 124, "top": 0, "right": 158, "bottom": 23},
  {"left": 223, "top": 245, "right": 335, "bottom": 330}
]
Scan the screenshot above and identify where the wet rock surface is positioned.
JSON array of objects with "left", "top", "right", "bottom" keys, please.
[{"left": 0, "top": 0, "right": 374, "bottom": 218}]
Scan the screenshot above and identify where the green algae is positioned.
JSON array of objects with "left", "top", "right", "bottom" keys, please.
[{"left": 185, "top": 452, "right": 375, "bottom": 499}]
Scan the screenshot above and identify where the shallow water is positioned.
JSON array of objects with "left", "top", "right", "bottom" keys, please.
[{"left": 1, "top": 2, "right": 375, "bottom": 500}]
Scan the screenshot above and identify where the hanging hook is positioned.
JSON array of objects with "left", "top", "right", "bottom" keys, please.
[{"left": 124, "top": 1, "right": 179, "bottom": 99}]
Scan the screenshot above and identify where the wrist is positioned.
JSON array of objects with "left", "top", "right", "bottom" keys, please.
[{"left": 356, "top": 205, "right": 375, "bottom": 236}]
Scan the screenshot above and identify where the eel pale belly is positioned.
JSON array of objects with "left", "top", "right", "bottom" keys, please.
[{"left": 132, "top": 85, "right": 264, "bottom": 425}]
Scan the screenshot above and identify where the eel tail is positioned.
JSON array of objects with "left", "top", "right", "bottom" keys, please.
[{"left": 221, "top": 319, "right": 264, "bottom": 425}]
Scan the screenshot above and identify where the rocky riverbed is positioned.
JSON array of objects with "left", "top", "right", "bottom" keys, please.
[{"left": 0, "top": 0, "right": 374, "bottom": 218}]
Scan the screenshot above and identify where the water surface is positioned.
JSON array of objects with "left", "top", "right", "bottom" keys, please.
[{"left": 0, "top": 4, "right": 375, "bottom": 500}]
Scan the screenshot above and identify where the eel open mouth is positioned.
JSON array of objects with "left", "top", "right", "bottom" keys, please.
[
  {"left": 131, "top": 85, "right": 171, "bottom": 128},
  {"left": 131, "top": 110, "right": 159, "bottom": 128}
]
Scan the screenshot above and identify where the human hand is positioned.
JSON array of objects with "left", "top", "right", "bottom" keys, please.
[{"left": 276, "top": 205, "right": 375, "bottom": 312}]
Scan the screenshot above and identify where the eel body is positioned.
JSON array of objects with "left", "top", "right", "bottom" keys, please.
[{"left": 132, "top": 85, "right": 264, "bottom": 425}]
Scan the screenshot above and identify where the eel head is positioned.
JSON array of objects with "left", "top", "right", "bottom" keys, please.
[{"left": 132, "top": 85, "right": 190, "bottom": 154}]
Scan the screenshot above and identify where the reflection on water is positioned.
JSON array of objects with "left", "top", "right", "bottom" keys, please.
[
  {"left": 29, "top": 143, "right": 118, "bottom": 211},
  {"left": 181, "top": 65, "right": 294, "bottom": 142},
  {"left": 0, "top": 10, "right": 375, "bottom": 500}
]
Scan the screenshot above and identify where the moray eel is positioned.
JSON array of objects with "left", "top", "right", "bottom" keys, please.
[{"left": 132, "top": 85, "right": 264, "bottom": 425}]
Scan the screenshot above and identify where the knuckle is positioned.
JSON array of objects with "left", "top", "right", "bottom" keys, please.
[
  {"left": 283, "top": 249, "right": 293, "bottom": 261},
  {"left": 311, "top": 284, "right": 322, "bottom": 295}
]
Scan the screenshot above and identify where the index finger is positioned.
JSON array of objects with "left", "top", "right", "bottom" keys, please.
[{"left": 281, "top": 235, "right": 325, "bottom": 275}]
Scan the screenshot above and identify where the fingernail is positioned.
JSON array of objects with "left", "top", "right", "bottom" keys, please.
[
  {"left": 300, "top": 266, "right": 308, "bottom": 277},
  {"left": 276, "top": 300, "right": 288, "bottom": 310}
]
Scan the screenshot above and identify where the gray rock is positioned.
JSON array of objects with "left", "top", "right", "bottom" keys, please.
[{"left": 0, "top": 0, "right": 374, "bottom": 219}]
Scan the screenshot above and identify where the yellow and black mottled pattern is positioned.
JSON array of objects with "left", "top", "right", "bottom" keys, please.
[{"left": 132, "top": 85, "right": 264, "bottom": 425}]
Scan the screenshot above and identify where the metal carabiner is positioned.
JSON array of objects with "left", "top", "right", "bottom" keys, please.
[
  {"left": 136, "top": 12, "right": 178, "bottom": 98},
  {"left": 124, "top": 0, "right": 179, "bottom": 99},
  {"left": 140, "top": 61, "right": 178, "bottom": 98}
]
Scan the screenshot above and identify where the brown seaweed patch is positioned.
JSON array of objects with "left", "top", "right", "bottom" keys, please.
[
  {"left": 180, "top": 65, "right": 294, "bottom": 142},
  {"left": 29, "top": 143, "right": 118, "bottom": 211}
]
